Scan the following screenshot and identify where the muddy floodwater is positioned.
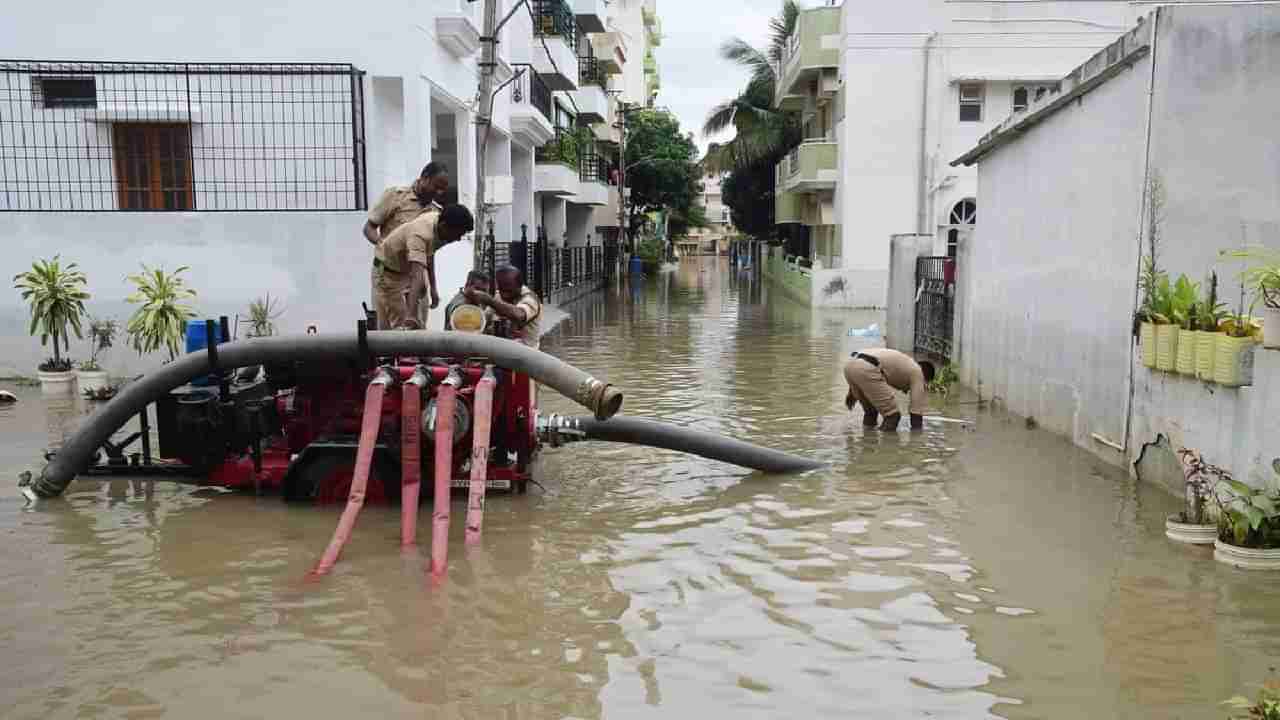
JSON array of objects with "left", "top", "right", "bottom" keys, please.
[{"left": 2, "top": 257, "right": 1279, "bottom": 719}]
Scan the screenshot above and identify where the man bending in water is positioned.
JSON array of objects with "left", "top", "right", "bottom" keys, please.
[{"left": 843, "top": 348, "right": 935, "bottom": 431}]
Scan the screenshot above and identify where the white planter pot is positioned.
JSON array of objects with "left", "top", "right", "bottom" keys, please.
[
  {"left": 1264, "top": 305, "right": 1280, "bottom": 349},
  {"left": 1165, "top": 514, "right": 1217, "bottom": 545},
  {"left": 37, "top": 370, "right": 77, "bottom": 394},
  {"left": 75, "top": 369, "right": 109, "bottom": 394},
  {"left": 1214, "top": 539, "right": 1280, "bottom": 570}
]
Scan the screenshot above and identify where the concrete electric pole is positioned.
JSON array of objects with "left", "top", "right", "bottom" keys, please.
[{"left": 473, "top": 0, "right": 499, "bottom": 270}]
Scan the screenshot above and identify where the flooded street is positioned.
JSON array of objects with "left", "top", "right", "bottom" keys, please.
[{"left": 2, "top": 256, "right": 1279, "bottom": 719}]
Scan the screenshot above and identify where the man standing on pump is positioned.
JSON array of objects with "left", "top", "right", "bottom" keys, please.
[
  {"left": 843, "top": 348, "right": 935, "bottom": 431},
  {"left": 364, "top": 162, "right": 450, "bottom": 326},
  {"left": 373, "top": 204, "right": 475, "bottom": 329}
]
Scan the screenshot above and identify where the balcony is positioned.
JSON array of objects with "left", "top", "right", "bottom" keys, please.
[
  {"left": 531, "top": 0, "right": 579, "bottom": 91},
  {"left": 775, "top": 189, "right": 801, "bottom": 225},
  {"left": 535, "top": 126, "right": 583, "bottom": 196},
  {"left": 774, "top": 6, "right": 840, "bottom": 108},
  {"left": 571, "top": 155, "right": 609, "bottom": 206},
  {"left": 572, "top": 56, "right": 609, "bottom": 124},
  {"left": 595, "top": 31, "right": 626, "bottom": 74},
  {"left": 642, "top": 2, "right": 656, "bottom": 27},
  {"left": 435, "top": 14, "right": 481, "bottom": 58},
  {"left": 777, "top": 140, "right": 838, "bottom": 194},
  {"left": 573, "top": 0, "right": 607, "bottom": 33},
  {"left": 511, "top": 65, "right": 556, "bottom": 146},
  {"left": 646, "top": 15, "right": 663, "bottom": 46}
]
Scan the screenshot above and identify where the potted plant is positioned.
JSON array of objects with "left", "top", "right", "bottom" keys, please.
[
  {"left": 1222, "top": 676, "right": 1280, "bottom": 719},
  {"left": 1169, "top": 275, "right": 1199, "bottom": 376},
  {"left": 1213, "top": 465, "right": 1280, "bottom": 570},
  {"left": 124, "top": 264, "right": 198, "bottom": 362},
  {"left": 1214, "top": 281, "right": 1259, "bottom": 387},
  {"left": 12, "top": 255, "right": 90, "bottom": 393},
  {"left": 1165, "top": 448, "right": 1222, "bottom": 544},
  {"left": 1222, "top": 245, "right": 1280, "bottom": 349},
  {"left": 244, "top": 294, "right": 284, "bottom": 338},
  {"left": 1150, "top": 275, "right": 1180, "bottom": 372},
  {"left": 75, "top": 317, "right": 118, "bottom": 394},
  {"left": 1194, "top": 272, "right": 1227, "bottom": 381}
]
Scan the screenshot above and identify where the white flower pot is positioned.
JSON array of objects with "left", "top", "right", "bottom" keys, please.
[
  {"left": 1165, "top": 514, "right": 1217, "bottom": 545},
  {"left": 1264, "top": 305, "right": 1280, "bottom": 349},
  {"left": 75, "top": 369, "right": 109, "bottom": 394},
  {"left": 1214, "top": 539, "right": 1280, "bottom": 570},
  {"left": 37, "top": 370, "right": 76, "bottom": 394}
]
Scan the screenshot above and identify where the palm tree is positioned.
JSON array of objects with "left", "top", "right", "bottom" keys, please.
[
  {"left": 13, "top": 255, "right": 90, "bottom": 367},
  {"left": 702, "top": 0, "right": 801, "bottom": 173}
]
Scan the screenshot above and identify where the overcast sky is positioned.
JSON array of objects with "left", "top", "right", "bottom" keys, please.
[{"left": 649, "top": 0, "right": 789, "bottom": 158}]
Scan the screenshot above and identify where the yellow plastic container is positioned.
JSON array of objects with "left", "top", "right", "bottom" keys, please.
[
  {"left": 1175, "top": 328, "right": 1197, "bottom": 376},
  {"left": 1155, "top": 323, "right": 1179, "bottom": 371},
  {"left": 1213, "top": 334, "right": 1256, "bottom": 387},
  {"left": 1195, "top": 331, "right": 1219, "bottom": 380},
  {"left": 1140, "top": 323, "right": 1157, "bottom": 368}
]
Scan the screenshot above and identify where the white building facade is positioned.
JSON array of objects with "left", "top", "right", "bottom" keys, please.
[
  {"left": 683, "top": 172, "right": 732, "bottom": 256},
  {"left": 768, "top": 0, "right": 1141, "bottom": 308},
  {"left": 0, "top": 0, "right": 661, "bottom": 377}
]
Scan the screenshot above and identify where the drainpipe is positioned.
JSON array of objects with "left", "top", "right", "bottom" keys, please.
[
  {"left": 916, "top": 32, "right": 937, "bottom": 235},
  {"left": 1112, "top": 8, "right": 1163, "bottom": 459}
]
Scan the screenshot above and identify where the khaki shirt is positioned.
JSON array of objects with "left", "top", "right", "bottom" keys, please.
[
  {"left": 368, "top": 186, "right": 437, "bottom": 238},
  {"left": 512, "top": 286, "right": 542, "bottom": 348},
  {"left": 859, "top": 348, "right": 929, "bottom": 415},
  {"left": 375, "top": 211, "right": 438, "bottom": 274}
]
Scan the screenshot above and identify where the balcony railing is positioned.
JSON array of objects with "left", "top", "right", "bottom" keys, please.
[
  {"left": 578, "top": 56, "right": 604, "bottom": 87},
  {"left": 535, "top": 126, "right": 580, "bottom": 166},
  {"left": 533, "top": 0, "right": 577, "bottom": 49},
  {"left": 512, "top": 64, "right": 553, "bottom": 124},
  {"left": 788, "top": 146, "right": 801, "bottom": 176}
]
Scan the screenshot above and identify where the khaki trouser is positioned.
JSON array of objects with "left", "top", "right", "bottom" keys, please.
[
  {"left": 373, "top": 262, "right": 431, "bottom": 330},
  {"left": 843, "top": 357, "right": 900, "bottom": 417}
]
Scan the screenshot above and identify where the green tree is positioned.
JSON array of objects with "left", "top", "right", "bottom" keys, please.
[
  {"left": 624, "top": 110, "right": 703, "bottom": 247},
  {"left": 721, "top": 154, "right": 783, "bottom": 239},
  {"left": 12, "top": 255, "right": 90, "bottom": 368},
  {"left": 124, "top": 264, "right": 198, "bottom": 361}
]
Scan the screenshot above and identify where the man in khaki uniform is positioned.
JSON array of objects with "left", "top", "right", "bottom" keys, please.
[
  {"left": 364, "top": 162, "right": 450, "bottom": 324},
  {"left": 843, "top": 348, "right": 935, "bottom": 431},
  {"left": 466, "top": 265, "right": 544, "bottom": 406},
  {"left": 372, "top": 204, "right": 474, "bottom": 329}
]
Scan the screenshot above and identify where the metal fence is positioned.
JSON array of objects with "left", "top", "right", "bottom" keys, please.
[
  {"left": 0, "top": 60, "right": 367, "bottom": 212},
  {"left": 532, "top": 0, "right": 577, "bottom": 50},
  {"left": 511, "top": 63, "right": 552, "bottom": 125},
  {"left": 483, "top": 225, "right": 619, "bottom": 306},
  {"left": 913, "top": 255, "right": 956, "bottom": 362}
]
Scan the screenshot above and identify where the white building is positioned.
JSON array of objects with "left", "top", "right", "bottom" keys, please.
[
  {"left": 683, "top": 172, "right": 733, "bottom": 256},
  {"left": 946, "top": 4, "right": 1280, "bottom": 488},
  {"left": 767, "top": 0, "right": 1141, "bottom": 308},
  {"left": 0, "top": 0, "right": 661, "bottom": 377}
]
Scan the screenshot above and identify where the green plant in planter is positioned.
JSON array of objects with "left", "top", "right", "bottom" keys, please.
[
  {"left": 125, "top": 264, "right": 198, "bottom": 362},
  {"left": 245, "top": 294, "right": 284, "bottom": 337},
  {"left": 927, "top": 362, "right": 960, "bottom": 400},
  {"left": 79, "top": 317, "right": 118, "bottom": 372},
  {"left": 1168, "top": 274, "right": 1199, "bottom": 328},
  {"left": 1222, "top": 245, "right": 1280, "bottom": 311},
  {"left": 12, "top": 255, "right": 90, "bottom": 371},
  {"left": 1195, "top": 272, "right": 1229, "bottom": 332},
  {"left": 1214, "top": 471, "right": 1280, "bottom": 549},
  {"left": 1175, "top": 448, "right": 1223, "bottom": 525},
  {"left": 1223, "top": 677, "right": 1280, "bottom": 720}
]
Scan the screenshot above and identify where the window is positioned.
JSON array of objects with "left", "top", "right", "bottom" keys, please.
[
  {"left": 950, "top": 198, "right": 976, "bottom": 225},
  {"left": 112, "top": 124, "right": 193, "bottom": 210},
  {"left": 34, "top": 77, "right": 97, "bottom": 109},
  {"left": 958, "top": 83, "right": 983, "bottom": 122},
  {"left": 1012, "top": 87, "right": 1029, "bottom": 112}
]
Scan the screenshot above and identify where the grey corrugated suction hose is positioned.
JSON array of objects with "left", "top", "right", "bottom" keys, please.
[
  {"left": 540, "top": 415, "right": 824, "bottom": 474},
  {"left": 30, "top": 331, "right": 623, "bottom": 499}
]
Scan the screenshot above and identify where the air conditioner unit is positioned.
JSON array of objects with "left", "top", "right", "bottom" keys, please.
[{"left": 485, "top": 175, "right": 513, "bottom": 205}]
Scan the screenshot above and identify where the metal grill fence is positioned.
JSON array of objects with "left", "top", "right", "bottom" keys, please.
[
  {"left": 913, "top": 255, "right": 956, "bottom": 361},
  {"left": 483, "top": 225, "right": 619, "bottom": 306},
  {"left": 0, "top": 60, "right": 367, "bottom": 212}
]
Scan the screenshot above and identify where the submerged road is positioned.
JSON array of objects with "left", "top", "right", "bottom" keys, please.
[{"left": 1, "top": 256, "right": 1278, "bottom": 718}]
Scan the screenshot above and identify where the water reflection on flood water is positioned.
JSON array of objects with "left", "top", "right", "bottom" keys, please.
[{"left": 1, "top": 257, "right": 1278, "bottom": 719}]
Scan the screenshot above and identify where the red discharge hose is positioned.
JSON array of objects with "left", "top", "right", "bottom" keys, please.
[
  {"left": 465, "top": 366, "right": 497, "bottom": 546},
  {"left": 400, "top": 368, "right": 427, "bottom": 547},
  {"left": 313, "top": 369, "right": 393, "bottom": 575},
  {"left": 431, "top": 369, "right": 462, "bottom": 577}
]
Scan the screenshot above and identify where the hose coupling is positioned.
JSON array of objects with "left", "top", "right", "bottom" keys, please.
[
  {"left": 442, "top": 366, "right": 464, "bottom": 388},
  {"left": 369, "top": 366, "right": 396, "bottom": 387},
  {"left": 575, "top": 378, "right": 623, "bottom": 421},
  {"left": 406, "top": 365, "right": 430, "bottom": 387}
]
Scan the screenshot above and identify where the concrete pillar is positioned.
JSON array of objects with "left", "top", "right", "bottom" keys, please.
[
  {"left": 485, "top": 133, "right": 513, "bottom": 242},
  {"left": 512, "top": 142, "right": 535, "bottom": 242},
  {"left": 369, "top": 76, "right": 406, "bottom": 195},
  {"left": 565, "top": 203, "right": 592, "bottom": 246}
]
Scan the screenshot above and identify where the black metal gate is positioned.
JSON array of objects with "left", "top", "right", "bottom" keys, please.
[{"left": 913, "top": 256, "right": 955, "bottom": 361}]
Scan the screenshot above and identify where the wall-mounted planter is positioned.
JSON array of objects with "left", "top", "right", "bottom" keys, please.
[
  {"left": 1165, "top": 514, "right": 1217, "bottom": 545},
  {"left": 1213, "top": 335, "right": 1256, "bottom": 387},
  {"left": 1140, "top": 322, "right": 1156, "bottom": 368},
  {"left": 1155, "top": 323, "right": 1178, "bottom": 371},
  {"left": 1195, "top": 331, "right": 1220, "bottom": 380},
  {"left": 1175, "top": 328, "right": 1196, "bottom": 376},
  {"left": 1214, "top": 539, "right": 1280, "bottom": 570},
  {"left": 1264, "top": 306, "right": 1280, "bottom": 349}
]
